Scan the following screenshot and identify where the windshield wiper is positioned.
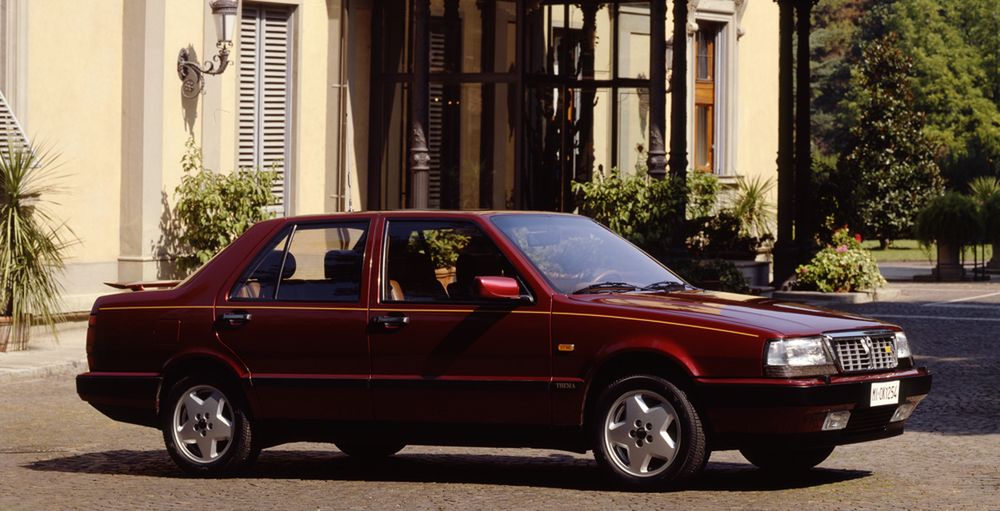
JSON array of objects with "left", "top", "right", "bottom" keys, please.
[
  {"left": 640, "top": 281, "right": 689, "bottom": 292},
  {"left": 572, "top": 281, "right": 641, "bottom": 295}
]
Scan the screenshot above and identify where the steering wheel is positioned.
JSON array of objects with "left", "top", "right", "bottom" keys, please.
[{"left": 589, "top": 269, "right": 624, "bottom": 284}]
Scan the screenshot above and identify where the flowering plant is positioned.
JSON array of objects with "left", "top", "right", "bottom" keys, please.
[{"left": 795, "top": 228, "right": 886, "bottom": 293}]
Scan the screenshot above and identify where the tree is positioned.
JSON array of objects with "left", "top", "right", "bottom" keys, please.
[
  {"left": 837, "top": 34, "right": 945, "bottom": 247},
  {"left": 866, "top": 0, "right": 1000, "bottom": 184}
]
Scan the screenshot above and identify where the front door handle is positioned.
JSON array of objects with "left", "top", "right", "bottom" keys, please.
[
  {"left": 219, "top": 311, "right": 252, "bottom": 328},
  {"left": 371, "top": 313, "right": 409, "bottom": 330}
]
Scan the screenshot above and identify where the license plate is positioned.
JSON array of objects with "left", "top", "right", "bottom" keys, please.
[{"left": 870, "top": 380, "right": 900, "bottom": 407}]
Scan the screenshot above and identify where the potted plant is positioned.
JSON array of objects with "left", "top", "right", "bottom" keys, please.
[
  {"left": 915, "top": 192, "right": 981, "bottom": 281},
  {"left": 0, "top": 147, "right": 73, "bottom": 352},
  {"left": 969, "top": 177, "right": 1000, "bottom": 270}
]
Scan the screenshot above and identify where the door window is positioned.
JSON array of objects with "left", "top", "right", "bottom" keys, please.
[
  {"left": 382, "top": 220, "right": 526, "bottom": 303},
  {"left": 232, "top": 222, "right": 369, "bottom": 302}
]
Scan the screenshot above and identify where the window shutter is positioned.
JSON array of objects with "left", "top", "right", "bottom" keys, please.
[
  {"left": 0, "top": 89, "right": 28, "bottom": 157},
  {"left": 238, "top": 4, "right": 292, "bottom": 215}
]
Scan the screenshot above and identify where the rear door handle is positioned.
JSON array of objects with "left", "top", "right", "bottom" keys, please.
[
  {"left": 371, "top": 313, "right": 409, "bottom": 330},
  {"left": 218, "top": 311, "right": 252, "bottom": 328}
]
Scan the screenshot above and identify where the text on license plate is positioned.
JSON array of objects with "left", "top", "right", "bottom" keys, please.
[{"left": 870, "top": 380, "right": 900, "bottom": 407}]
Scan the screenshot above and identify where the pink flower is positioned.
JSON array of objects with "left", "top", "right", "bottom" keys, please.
[{"left": 836, "top": 245, "right": 849, "bottom": 253}]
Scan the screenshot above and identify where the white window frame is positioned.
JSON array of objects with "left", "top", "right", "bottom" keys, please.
[{"left": 686, "top": 0, "right": 743, "bottom": 177}]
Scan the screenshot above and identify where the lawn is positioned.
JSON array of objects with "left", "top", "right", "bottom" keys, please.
[{"left": 861, "top": 239, "right": 994, "bottom": 263}]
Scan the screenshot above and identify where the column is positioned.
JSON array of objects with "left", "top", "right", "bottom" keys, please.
[
  {"left": 667, "top": 0, "right": 689, "bottom": 252},
  {"left": 576, "top": 1, "right": 598, "bottom": 185},
  {"left": 409, "top": 0, "right": 431, "bottom": 209},
  {"left": 646, "top": 0, "right": 667, "bottom": 179},
  {"left": 772, "top": 0, "right": 796, "bottom": 284},
  {"left": 795, "top": 0, "right": 814, "bottom": 256}
]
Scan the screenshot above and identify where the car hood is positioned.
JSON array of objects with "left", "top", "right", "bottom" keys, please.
[{"left": 573, "top": 290, "right": 894, "bottom": 338}]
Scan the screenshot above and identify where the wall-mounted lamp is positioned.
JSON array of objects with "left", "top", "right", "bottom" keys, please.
[{"left": 177, "top": 0, "right": 239, "bottom": 98}]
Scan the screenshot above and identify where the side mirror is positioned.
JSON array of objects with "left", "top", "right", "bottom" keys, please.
[{"left": 475, "top": 276, "right": 521, "bottom": 301}]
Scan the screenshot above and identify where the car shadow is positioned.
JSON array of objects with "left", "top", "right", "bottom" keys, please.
[{"left": 23, "top": 450, "right": 871, "bottom": 492}]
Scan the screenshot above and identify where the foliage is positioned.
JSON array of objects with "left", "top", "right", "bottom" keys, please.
[
  {"left": 172, "top": 138, "right": 278, "bottom": 272},
  {"left": 837, "top": 34, "right": 945, "bottom": 245},
  {"left": 0, "top": 147, "right": 75, "bottom": 352},
  {"left": 968, "top": 176, "right": 1000, "bottom": 204},
  {"left": 914, "top": 192, "right": 981, "bottom": 247},
  {"left": 686, "top": 171, "right": 720, "bottom": 220},
  {"left": 729, "top": 175, "right": 775, "bottom": 240},
  {"left": 409, "top": 229, "right": 471, "bottom": 270},
  {"left": 982, "top": 193, "right": 1000, "bottom": 243},
  {"left": 687, "top": 211, "right": 760, "bottom": 259},
  {"left": 573, "top": 169, "right": 683, "bottom": 259},
  {"left": 667, "top": 258, "right": 750, "bottom": 294},
  {"left": 795, "top": 228, "right": 885, "bottom": 293},
  {"left": 813, "top": 0, "right": 1000, "bottom": 185}
]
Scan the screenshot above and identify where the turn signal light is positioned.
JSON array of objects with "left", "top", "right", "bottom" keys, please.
[{"left": 822, "top": 410, "right": 851, "bottom": 431}]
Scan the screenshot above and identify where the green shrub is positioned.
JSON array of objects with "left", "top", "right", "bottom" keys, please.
[
  {"left": 795, "top": 228, "right": 885, "bottom": 292},
  {"left": 729, "top": 175, "right": 775, "bottom": 241},
  {"left": 686, "top": 170, "right": 720, "bottom": 219},
  {"left": 914, "top": 192, "right": 981, "bottom": 247},
  {"left": 667, "top": 258, "right": 750, "bottom": 294},
  {"left": 572, "top": 169, "right": 683, "bottom": 259},
  {"left": 172, "top": 138, "right": 278, "bottom": 273}
]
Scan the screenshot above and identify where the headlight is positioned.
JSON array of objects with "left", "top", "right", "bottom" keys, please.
[
  {"left": 765, "top": 337, "right": 836, "bottom": 377},
  {"left": 894, "top": 331, "right": 912, "bottom": 359}
]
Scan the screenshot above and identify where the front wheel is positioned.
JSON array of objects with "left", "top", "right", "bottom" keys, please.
[
  {"left": 162, "top": 376, "right": 256, "bottom": 476},
  {"left": 592, "top": 375, "right": 708, "bottom": 490},
  {"left": 739, "top": 445, "right": 835, "bottom": 472}
]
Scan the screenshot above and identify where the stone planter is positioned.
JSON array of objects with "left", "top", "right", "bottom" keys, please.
[
  {"left": 934, "top": 242, "right": 964, "bottom": 281},
  {"left": 988, "top": 237, "right": 1000, "bottom": 271},
  {"left": 772, "top": 288, "right": 899, "bottom": 306},
  {"left": 729, "top": 260, "right": 770, "bottom": 288}
]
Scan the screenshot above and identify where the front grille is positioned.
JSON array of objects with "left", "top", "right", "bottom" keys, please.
[{"left": 829, "top": 332, "right": 898, "bottom": 373}]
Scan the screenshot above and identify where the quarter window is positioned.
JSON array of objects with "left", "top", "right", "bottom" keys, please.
[{"left": 232, "top": 222, "right": 368, "bottom": 302}]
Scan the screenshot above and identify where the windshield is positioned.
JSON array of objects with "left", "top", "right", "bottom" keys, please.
[{"left": 490, "top": 214, "right": 686, "bottom": 295}]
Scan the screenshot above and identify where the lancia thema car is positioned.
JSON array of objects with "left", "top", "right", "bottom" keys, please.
[{"left": 77, "top": 211, "right": 931, "bottom": 488}]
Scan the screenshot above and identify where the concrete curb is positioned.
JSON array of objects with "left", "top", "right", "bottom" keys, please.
[{"left": 0, "top": 358, "right": 87, "bottom": 384}]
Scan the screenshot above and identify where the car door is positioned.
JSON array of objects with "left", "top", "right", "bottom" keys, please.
[
  {"left": 368, "top": 217, "right": 552, "bottom": 424},
  {"left": 215, "top": 218, "right": 374, "bottom": 421}
]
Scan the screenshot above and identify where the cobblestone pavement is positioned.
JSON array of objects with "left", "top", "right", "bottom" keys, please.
[{"left": 1, "top": 282, "right": 998, "bottom": 510}]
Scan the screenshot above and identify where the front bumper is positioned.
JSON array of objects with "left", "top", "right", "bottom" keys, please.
[
  {"left": 693, "top": 367, "right": 931, "bottom": 450},
  {"left": 76, "top": 372, "right": 162, "bottom": 428}
]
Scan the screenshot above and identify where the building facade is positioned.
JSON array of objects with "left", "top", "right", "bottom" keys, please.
[{"left": 0, "top": 0, "right": 780, "bottom": 311}]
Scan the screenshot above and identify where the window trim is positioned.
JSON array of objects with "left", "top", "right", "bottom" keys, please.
[{"left": 379, "top": 218, "right": 535, "bottom": 306}]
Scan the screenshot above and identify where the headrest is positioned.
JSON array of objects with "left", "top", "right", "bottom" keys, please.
[
  {"left": 253, "top": 251, "right": 296, "bottom": 281},
  {"left": 324, "top": 250, "right": 362, "bottom": 280}
]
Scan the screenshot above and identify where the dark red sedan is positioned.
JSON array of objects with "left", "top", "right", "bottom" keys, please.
[{"left": 77, "top": 211, "right": 931, "bottom": 488}]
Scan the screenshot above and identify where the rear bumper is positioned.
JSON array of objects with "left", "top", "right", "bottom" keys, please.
[
  {"left": 76, "top": 372, "right": 162, "bottom": 428},
  {"left": 694, "top": 367, "right": 932, "bottom": 450}
]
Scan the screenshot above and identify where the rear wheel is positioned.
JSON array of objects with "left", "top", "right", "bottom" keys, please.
[
  {"left": 592, "top": 375, "right": 708, "bottom": 490},
  {"left": 740, "top": 445, "right": 835, "bottom": 472},
  {"left": 162, "top": 375, "right": 256, "bottom": 476}
]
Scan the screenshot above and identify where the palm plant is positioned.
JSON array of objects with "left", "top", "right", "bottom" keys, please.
[
  {"left": 730, "top": 176, "right": 775, "bottom": 242},
  {"left": 969, "top": 176, "right": 1000, "bottom": 204},
  {"left": 0, "top": 147, "right": 73, "bottom": 352}
]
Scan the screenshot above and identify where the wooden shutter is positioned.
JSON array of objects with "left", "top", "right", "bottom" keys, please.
[
  {"left": 0, "top": 89, "right": 28, "bottom": 157},
  {"left": 238, "top": 4, "right": 292, "bottom": 215}
]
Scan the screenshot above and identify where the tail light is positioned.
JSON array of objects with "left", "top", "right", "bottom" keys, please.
[{"left": 86, "top": 314, "right": 97, "bottom": 369}]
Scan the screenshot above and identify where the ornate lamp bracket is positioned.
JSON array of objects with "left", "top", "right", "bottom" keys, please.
[{"left": 177, "top": 42, "right": 232, "bottom": 98}]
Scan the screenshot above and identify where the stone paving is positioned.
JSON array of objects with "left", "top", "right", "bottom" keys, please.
[{"left": 0, "top": 282, "right": 998, "bottom": 510}]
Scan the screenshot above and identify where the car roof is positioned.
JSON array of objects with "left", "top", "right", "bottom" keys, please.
[{"left": 274, "top": 210, "right": 580, "bottom": 223}]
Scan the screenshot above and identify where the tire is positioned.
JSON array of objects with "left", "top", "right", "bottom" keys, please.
[
  {"left": 335, "top": 438, "right": 406, "bottom": 459},
  {"left": 592, "top": 375, "right": 708, "bottom": 490},
  {"left": 739, "top": 445, "right": 835, "bottom": 472},
  {"left": 162, "top": 375, "right": 256, "bottom": 476}
]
